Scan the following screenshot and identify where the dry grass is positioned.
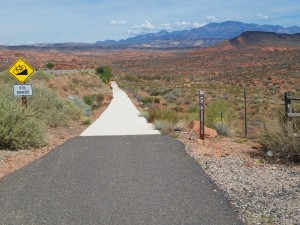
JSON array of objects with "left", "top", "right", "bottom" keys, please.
[{"left": 259, "top": 117, "right": 300, "bottom": 161}]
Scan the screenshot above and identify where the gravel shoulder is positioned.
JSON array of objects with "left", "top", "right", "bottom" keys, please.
[{"left": 177, "top": 131, "right": 300, "bottom": 225}]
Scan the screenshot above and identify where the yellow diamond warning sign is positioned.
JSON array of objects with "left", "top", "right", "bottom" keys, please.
[{"left": 8, "top": 58, "right": 35, "bottom": 83}]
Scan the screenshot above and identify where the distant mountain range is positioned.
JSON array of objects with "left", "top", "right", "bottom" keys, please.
[
  {"left": 94, "top": 21, "right": 300, "bottom": 49},
  {"left": 2, "top": 21, "right": 300, "bottom": 50}
]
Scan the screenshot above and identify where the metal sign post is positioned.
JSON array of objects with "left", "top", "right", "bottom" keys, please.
[
  {"left": 199, "top": 91, "right": 205, "bottom": 140},
  {"left": 21, "top": 96, "right": 28, "bottom": 109},
  {"left": 13, "top": 84, "right": 33, "bottom": 109}
]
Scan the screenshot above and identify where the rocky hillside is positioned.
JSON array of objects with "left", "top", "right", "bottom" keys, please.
[{"left": 228, "top": 31, "right": 300, "bottom": 47}]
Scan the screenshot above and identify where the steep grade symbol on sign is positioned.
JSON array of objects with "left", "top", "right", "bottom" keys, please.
[
  {"left": 8, "top": 58, "right": 35, "bottom": 83},
  {"left": 13, "top": 65, "right": 28, "bottom": 75}
]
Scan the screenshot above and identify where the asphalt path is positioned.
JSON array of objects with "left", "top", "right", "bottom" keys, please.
[
  {"left": 0, "top": 135, "right": 242, "bottom": 225},
  {"left": 0, "top": 83, "right": 242, "bottom": 224}
]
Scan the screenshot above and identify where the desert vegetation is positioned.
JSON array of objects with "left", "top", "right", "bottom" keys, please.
[
  {"left": 0, "top": 69, "right": 110, "bottom": 150},
  {"left": 113, "top": 44, "right": 300, "bottom": 161},
  {"left": 259, "top": 111, "right": 300, "bottom": 161},
  {"left": 0, "top": 40, "right": 299, "bottom": 160},
  {"left": 96, "top": 65, "right": 113, "bottom": 83}
]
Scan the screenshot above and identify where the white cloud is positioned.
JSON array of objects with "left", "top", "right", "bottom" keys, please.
[
  {"left": 257, "top": 13, "right": 269, "bottom": 19},
  {"left": 160, "top": 18, "right": 217, "bottom": 32},
  {"left": 110, "top": 20, "right": 126, "bottom": 25},
  {"left": 207, "top": 16, "right": 217, "bottom": 22},
  {"left": 128, "top": 17, "right": 219, "bottom": 36},
  {"left": 160, "top": 21, "right": 197, "bottom": 31},
  {"left": 128, "top": 21, "right": 156, "bottom": 35}
]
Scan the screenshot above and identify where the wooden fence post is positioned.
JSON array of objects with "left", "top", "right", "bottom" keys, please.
[{"left": 284, "top": 92, "right": 292, "bottom": 115}]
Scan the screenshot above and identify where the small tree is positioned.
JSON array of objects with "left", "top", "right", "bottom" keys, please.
[
  {"left": 96, "top": 66, "right": 113, "bottom": 83},
  {"left": 46, "top": 62, "right": 54, "bottom": 70}
]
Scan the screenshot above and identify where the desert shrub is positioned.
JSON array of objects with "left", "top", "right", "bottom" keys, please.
[
  {"left": 205, "top": 101, "right": 235, "bottom": 135},
  {"left": 187, "top": 104, "right": 199, "bottom": 113},
  {"left": 147, "top": 107, "right": 179, "bottom": 124},
  {"left": 96, "top": 66, "right": 113, "bottom": 83},
  {"left": 83, "top": 94, "right": 104, "bottom": 110},
  {"left": 45, "top": 62, "right": 54, "bottom": 69},
  {"left": 153, "top": 119, "right": 173, "bottom": 134},
  {"left": 83, "top": 95, "right": 95, "bottom": 106},
  {"left": 141, "top": 96, "right": 153, "bottom": 106},
  {"left": 0, "top": 96, "right": 46, "bottom": 149},
  {"left": 0, "top": 71, "right": 15, "bottom": 83},
  {"left": 153, "top": 119, "right": 186, "bottom": 135},
  {"left": 259, "top": 114, "right": 300, "bottom": 161},
  {"left": 163, "top": 90, "right": 181, "bottom": 101},
  {"left": 31, "top": 70, "right": 53, "bottom": 81},
  {"left": 28, "top": 88, "right": 71, "bottom": 127},
  {"left": 214, "top": 121, "right": 231, "bottom": 136},
  {"left": 69, "top": 96, "right": 92, "bottom": 116},
  {"left": 150, "top": 90, "right": 160, "bottom": 96},
  {"left": 62, "top": 100, "right": 82, "bottom": 120},
  {"left": 81, "top": 116, "right": 91, "bottom": 125},
  {"left": 153, "top": 98, "right": 160, "bottom": 104}
]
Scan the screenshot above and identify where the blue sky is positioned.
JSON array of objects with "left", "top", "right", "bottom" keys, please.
[{"left": 1, "top": 0, "right": 299, "bottom": 45}]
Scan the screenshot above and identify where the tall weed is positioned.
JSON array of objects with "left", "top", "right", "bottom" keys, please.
[{"left": 259, "top": 115, "right": 300, "bottom": 161}]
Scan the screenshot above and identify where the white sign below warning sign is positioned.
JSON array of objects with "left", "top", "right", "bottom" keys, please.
[{"left": 13, "top": 84, "right": 33, "bottom": 96}]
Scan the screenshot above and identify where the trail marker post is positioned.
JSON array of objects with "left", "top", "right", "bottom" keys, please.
[
  {"left": 244, "top": 88, "right": 248, "bottom": 137},
  {"left": 199, "top": 91, "right": 205, "bottom": 140}
]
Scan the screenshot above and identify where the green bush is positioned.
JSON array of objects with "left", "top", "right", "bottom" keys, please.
[
  {"left": 69, "top": 96, "right": 92, "bottom": 116},
  {"left": 28, "top": 88, "right": 71, "bottom": 127},
  {"left": 96, "top": 66, "right": 113, "bottom": 83},
  {"left": 46, "top": 62, "right": 54, "bottom": 69},
  {"left": 83, "top": 94, "right": 104, "bottom": 109},
  {"left": 141, "top": 96, "right": 153, "bottom": 106},
  {"left": 259, "top": 115, "right": 300, "bottom": 161},
  {"left": 147, "top": 107, "right": 179, "bottom": 124},
  {"left": 0, "top": 96, "right": 46, "bottom": 149},
  {"left": 205, "top": 101, "right": 235, "bottom": 135},
  {"left": 83, "top": 95, "right": 95, "bottom": 106},
  {"left": 62, "top": 99, "right": 82, "bottom": 120},
  {"left": 214, "top": 121, "right": 231, "bottom": 136},
  {"left": 81, "top": 116, "right": 91, "bottom": 125}
]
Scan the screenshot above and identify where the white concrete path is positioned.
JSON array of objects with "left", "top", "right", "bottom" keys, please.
[{"left": 80, "top": 82, "right": 160, "bottom": 136}]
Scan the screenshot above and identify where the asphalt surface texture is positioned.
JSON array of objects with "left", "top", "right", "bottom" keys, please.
[{"left": 0, "top": 135, "right": 243, "bottom": 225}]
